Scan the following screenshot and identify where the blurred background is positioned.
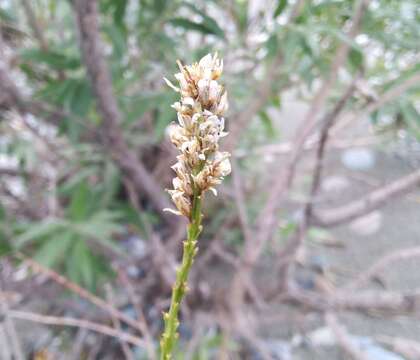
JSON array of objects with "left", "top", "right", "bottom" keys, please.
[{"left": 0, "top": 0, "right": 420, "bottom": 359}]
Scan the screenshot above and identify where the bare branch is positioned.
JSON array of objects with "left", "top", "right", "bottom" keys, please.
[
  {"left": 8, "top": 310, "right": 146, "bottom": 348},
  {"left": 19, "top": 254, "right": 146, "bottom": 335},
  {"left": 332, "top": 70, "right": 420, "bottom": 137},
  {"left": 117, "top": 266, "right": 156, "bottom": 359},
  {"left": 258, "top": 82, "right": 356, "bottom": 293},
  {"left": 0, "top": 284, "right": 24, "bottom": 360},
  {"left": 305, "top": 82, "right": 357, "bottom": 220},
  {"left": 311, "top": 168, "right": 420, "bottom": 227},
  {"left": 325, "top": 313, "right": 370, "bottom": 360},
  {"left": 255, "top": 0, "right": 370, "bottom": 242},
  {"left": 105, "top": 284, "right": 135, "bottom": 360},
  {"left": 345, "top": 246, "right": 420, "bottom": 290},
  {"left": 365, "top": 72, "right": 420, "bottom": 114},
  {"left": 0, "top": 64, "right": 27, "bottom": 113},
  {"left": 288, "top": 285, "right": 420, "bottom": 314},
  {"left": 231, "top": 159, "right": 252, "bottom": 244},
  {"left": 375, "top": 335, "right": 420, "bottom": 360}
]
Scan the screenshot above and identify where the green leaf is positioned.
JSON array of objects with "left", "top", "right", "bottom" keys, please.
[
  {"left": 103, "top": 24, "right": 127, "bottom": 59},
  {"left": 20, "top": 48, "right": 80, "bottom": 70},
  {"left": 15, "top": 219, "right": 65, "bottom": 248},
  {"left": 274, "top": 0, "right": 288, "bottom": 18},
  {"left": 71, "top": 239, "right": 95, "bottom": 290},
  {"left": 258, "top": 110, "right": 277, "bottom": 139},
  {"left": 0, "top": 8, "right": 16, "bottom": 23},
  {"left": 270, "top": 94, "right": 282, "bottom": 109},
  {"left": 68, "top": 181, "right": 91, "bottom": 221},
  {"left": 71, "top": 211, "right": 124, "bottom": 255},
  {"left": 125, "top": 92, "right": 171, "bottom": 124},
  {"left": 59, "top": 167, "right": 99, "bottom": 194},
  {"left": 34, "top": 232, "right": 74, "bottom": 268},
  {"left": 0, "top": 233, "right": 12, "bottom": 256},
  {"left": 113, "top": 0, "right": 128, "bottom": 27},
  {"left": 400, "top": 101, "right": 420, "bottom": 140},
  {"left": 266, "top": 33, "right": 279, "bottom": 58},
  {"left": 68, "top": 80, "right": 92, "bottom": 117},
  {"left": 169, "top": 17, "right": 224, "bottom": 39},
  {"left": 0, "top": 206, "right": 12, "bottom": 256},
  {"left": 348, "top": 47, "right": 363, "bottom": 70},
  {"left": 100, "top": 161, "right": 121, "bottom": 208},
  {"left": 382, "top": 63, "right": 420, "bottom": 93},
  {"left": 182, "top": 3, "right": 225, "bottom": 39}
]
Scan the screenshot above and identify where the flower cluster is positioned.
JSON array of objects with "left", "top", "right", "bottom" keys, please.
[{"left": 164, "top": 53, "right": 231, "bottom": 219}]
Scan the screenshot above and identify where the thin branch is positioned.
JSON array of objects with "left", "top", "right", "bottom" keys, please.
[
  {"left": 0, "top": 284, "right": 24, "bottom": 360},
  {"left": 305, "top": 82, "right": 357, "bottom": 221},
  {"left": 105, "top": 284, "right": 135, "bottom": 360},
  {"left": 117, "top": 267, "right": 156, "bottom": 359},
  {"left": 8, "top": 310, "right": 146, "bottom": 348},
  {"left": 325, "top": 313, "right": 370, "bottom": 360},
  {"left": 311, "top": 168, "right": 420, "bottom": 227},
  {"left": 231, "top": 159, "right": 253, "bottom": 245},
  {"left": 332, "top": 70, "right": 420, "bottom": 137},
  {"left": 234, "top": 135, "right": 380, "bottom": 158},
  {"left": 0, "top": 325, "right": 13, "bottom": 360},
  {"left": 345, "top": 246, "right": 420, "bottom": 290},
  {"left": 255, "top": 82, "right": 356, "bottom": 296},
  {"left": 256, "top": 0, "right": 370, "bottom": 252},
  {"left": 375, "top": 335, "right": 420, "bottom": 360},
  {"left": 19, "top": 254, "right": 146, "bottom": 335},
  {"left": 288, "top": 285, "right": 420, "bottom": 314},
  {"left": 365, "top": 72, "right": 420, "bottom": 114}
]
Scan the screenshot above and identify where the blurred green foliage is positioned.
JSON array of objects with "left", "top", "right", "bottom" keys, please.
[{"left": 0, "top": 0, "right": 419, "bottom": 291}]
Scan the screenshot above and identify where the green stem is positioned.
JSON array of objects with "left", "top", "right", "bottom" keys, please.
[{"left": 160, "top": 193, "right": 202, "bottom": 360}]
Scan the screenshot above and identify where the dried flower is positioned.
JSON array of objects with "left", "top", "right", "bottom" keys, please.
[
  {"left": 160, "top": 54, "right": 230, "bottom": 360},
  {"left": 164, "top": 53, "right": 231, "bottom": 219}
]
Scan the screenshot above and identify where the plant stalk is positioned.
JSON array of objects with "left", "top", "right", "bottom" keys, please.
[{"left": 160, "top": 193, "right": 202, "bottom": 359}]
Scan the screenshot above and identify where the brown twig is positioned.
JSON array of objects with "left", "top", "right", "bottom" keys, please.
[
  {"left": 234, "top": 135, "right": 381, "bottom": 158},
  {"left": 305, "top": 81, "right": 358, "bottom": 221},
  {"left": 365, "top": 72, "right": 420, "bottom": 114},
  {"left": 325, "top": 313, "right": 370, "bottom": 360},
  {"left": 231, "top": 159, "right": 252, "bottom": 245},
  {"left": 117, "top": 267, "right": 156, "bottom": 359},
  {"left": 311, "top": 168, "right": 420, "bottom": 227},
  {"left": 256, "top": 0, "right": 370, "bottom": 255},
  {"left": 105, "top": 284, "right": 136, "bottom": 360},
  {"left": 0, "top": 325, "right": 13, "bottom": 360},
  {"left": 8, "top": 310, "right": 146, "bottom": 348},
  {"left": 288, "top": 285, "right": 420, "bottom": 314},
  {"left": 331, "top": 70, "right": 420, "bottom": 138},
  {"left": 0, "top": 284, "right": 24, "bottom": 360},
  {"left": 375, "top": 335, "right": 420, "bottom": 360},
  {"left": 18, "top": 254, "right": 146, "bottom": 335},
  {"left": 278, "top": 82, "right": 357, "bottom": 292},
  {"left": 345, "top": 246, "right": 420, "bottom": 290}
]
